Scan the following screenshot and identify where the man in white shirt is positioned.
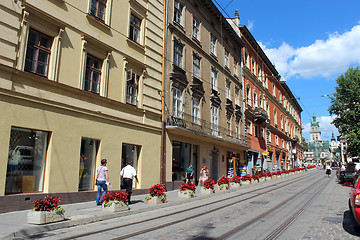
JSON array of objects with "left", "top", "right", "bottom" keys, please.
[{"left": 120, "top": 161, "right": 138, "bottom": 204}]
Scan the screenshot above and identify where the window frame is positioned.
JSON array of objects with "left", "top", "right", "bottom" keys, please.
[
  {"left": 126, "top": 69, "right": 140, "bottom": 106},
  {"left": 90, "top": 0, "right": 107, "bottom": 22},
  {"left": 224, "top": 49, "right": 229, "bottom": 68},
  {"left": 192, "top": 97, "right": 200, "bottom": 124},
  {"left": 173, "top": 87, "right": 183, "bottom": 118},
  {"left": 210, "top": 34, "right": 216, "bottom": 56},
  {"left": 193, "top": 54, "right": 200, "bottom": 78},
  {"left": 211, "top": 68, "right": 217, "bottom": 91},
  {"left": 173, "top": 40, "right": 183, "bottom": 68},
  {"left": 129, "top": 13, "right": 141, "bottom": 44},
  {"left": 84, "top": 54, "right": 102, "bottom": 94},
  {"left": 174, "top": 0, "right": 183, "bottom": 25},
  {"left": 24, "top": 28, "right": 53, "bottom": 77},
  {"left": 193, "top": 18, "right": 200, "bottom": 40},
  {"left": 211, "top": 105, "right": 219, "bottom": 136}
]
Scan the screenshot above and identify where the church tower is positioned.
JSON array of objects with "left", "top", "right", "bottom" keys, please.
[
  {"left": 331, "top": 132, "right": 337, "bottom": 148},
  {"left": 310, "top": 113, "right": 321, "bottom": 142}
]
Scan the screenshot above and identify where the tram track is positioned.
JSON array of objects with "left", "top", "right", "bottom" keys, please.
[
  {"left": 52, "top": 171, "right": 319, "bottom": 240},
  {"left": 218, "top": 172, "right": 332, "bottom": 239}
]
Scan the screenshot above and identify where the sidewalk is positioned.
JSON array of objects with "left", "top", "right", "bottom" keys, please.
[{"left": 0, "top": 172, "right": 311, "bottom": 239}]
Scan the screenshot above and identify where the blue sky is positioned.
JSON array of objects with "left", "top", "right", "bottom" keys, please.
[{"left": 216, "top": 0, "right": 360, "bottom": 142}]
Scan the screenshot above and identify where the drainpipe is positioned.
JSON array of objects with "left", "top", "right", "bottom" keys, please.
[{"left": 160, "top": 0, "right": 169, "bottom": 185}]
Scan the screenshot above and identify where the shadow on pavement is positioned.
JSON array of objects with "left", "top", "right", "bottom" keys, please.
[{"left": 343, "top": 210, "right": 360, "bottom": 237}]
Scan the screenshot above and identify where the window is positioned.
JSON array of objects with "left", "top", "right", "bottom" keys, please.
[
  {"left": 173, "top": 87, "right": 182, "bottom": 118},
  {"left": 255, "top": 125, "right": 259, "bottom": 137},
  {"left": 173, "top": 41, "right": 183, "bottom": 68},
  {"left": 90, "top": 0, "right": 107, "bottom": 21},
  {"left": 235, "top": 88, "right": 239, "bottom": 105},
  {"left": 267, "top": 130, "right": 271, "bottom": 142},
  {"left": 226, "top": 114, "right": 231, "bottom": 135},
  {"left": 174, "top": 0, "right": 183, "bottom": 25},
  {"left": 275, "top": 135, "right": 279, "bottom": 145},
  {"left": 257, "top": 66, "right": 261, "bottom": 80},
  {"left": 5, "top": 127, "right": 49, "bottom": 194},
  {"left": 274, "top": 108, "right": 277, "bottom": 125},
  {"left": 280, "top": 114, "right": 283, "bottom": 129},
  {"left": 253, "top": 91, "right": 258, "bottom": 107},
  {"left": 79, "top": 137, "right": 99, "bottom": 191},
  {"left": 211, "top": 69, "right": 217, "bottom": 91},
  {"left": 226, "top": 81, "right": 230, "bottom": 99},
  {"left": 244, "top": 49, "right": 249, "bottom": 67},
  {"left": 225, "top": 50, "right": 229, "bottom": 68},
  {"left": 211, "top": 106, "right": 219, "bottom": 136},
  {"left": 247, "top": 120, "right": 252, "bottom": 135},
  {"left": 84, "top": 54, "right": 102, "bottom": 94},
  {"left": 246, "top": 85, "right": 251, "bottom": 106},
  {"left": 259, "top": 94, "right": 263, "bottom": 109},
  {"left": 193, "top": 55, "right": 200, "bottom": 78},
  {"left": 126, "top": 69, "right": 139, "bottom": 105},
  {"left": 236, "top": 119, "right": 240, "bottom": 138},
  {"left": 272, "top": 84, "right": 276, "bottom": 97},
  {"left": 234, "top": 60, "right": 238, "bottom": 77},
  {"left": 282, "top": 140, "right": 285, "bottom": 148},
  {"left": 192, "top": 98, "right": 200, "bottom": 124},
  {"left": 210, "top": 35, "right": 216, "bottom": 56},
  {"left": 193, "top": 18, "right": 200, "bottom": 40},
  {"left": 24, "top": 29, "right": 53, "bottom": 77},
  {"left": 260, "top": 128, "right": 264, "bottom": 139},
  {"left": 252, "top": 58, "right": 255, "bottom": 73},
  {"left": 129, "top": 14, "right": 141, "bottom": 43}
]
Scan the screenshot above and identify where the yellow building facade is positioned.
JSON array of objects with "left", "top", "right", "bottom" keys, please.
[
  {"left": 163, "top": 0, "right": 249, "bottom": 189},
  {"left": 0, "top": 0, "right": 163, "bottom": 205}
]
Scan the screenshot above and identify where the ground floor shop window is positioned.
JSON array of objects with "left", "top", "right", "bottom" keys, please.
[
  {"left": 172, "top": 141, "right": 191, "bottom": 181},
  {"left": 79, "top": 138, "right": 99, "bottom": 191},
  {"left": 121, "top": 143, "right": 140, "bottom": 188},
  {"left": 227, "top": 152, "right": 246, "bottom": 178},
  {"left": 6, "top": 127, "right": 49, "bottom": 194}
]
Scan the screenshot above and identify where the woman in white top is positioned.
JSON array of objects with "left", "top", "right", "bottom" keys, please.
[{"left": 96, "top": 159, "right": 110, "bottom": 205}]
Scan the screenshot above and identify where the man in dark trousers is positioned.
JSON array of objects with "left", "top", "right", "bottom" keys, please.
[{"left": 120, "top": 161, "right": 138, "bottom": 204}]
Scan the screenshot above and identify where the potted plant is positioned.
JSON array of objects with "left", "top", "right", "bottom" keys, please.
[
  {"left": 102, "top": 191, "right": 129, "bottom": 212},
  {"left": 266, "top": 172, "right": 273, "bottom": 180},
  {"left": 145, "top": 184, "right": 167, "bottom": 204},
  {"left": 252, "top": 174, "right": 260, "bottom": 183},
  {"left": 240, "top": 174, "right": 252, "bottom": 185},
  {"left": 201, "top": 179, "right": 215, "bottom": 194},
  {"left": 28, "top": 195, "right": 65, "bottom": 225},
  {"left": 229, "top": 175, "right": 241, "bottom": 189},
  {"left": 217, "top": 176, "right": 230, "bottom": 190},
  {"left": 178, "top": 182, "right": 196, "bottom": 198}
]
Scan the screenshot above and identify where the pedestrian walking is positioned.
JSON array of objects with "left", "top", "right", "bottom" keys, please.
[
  {"left": 96, "top": 159, "right": 110, "bottom": 206},
  {"left": 120, "top": 161, "right": 139, "bottom": 204},
  {"left": 326, "top": 164, "right": 331, "bottom": 177},
  {"left": 186, "top": 164, "right": 194, "bottom": 184}
]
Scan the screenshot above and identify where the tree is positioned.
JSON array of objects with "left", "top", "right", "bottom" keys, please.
[{"left": 328, "top": 67, "right": 360, "bottom": 156}]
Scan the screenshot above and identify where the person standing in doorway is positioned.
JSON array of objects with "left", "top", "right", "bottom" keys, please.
[
  {"left": 120, "top": 161, "right": 139, "bottom": 204},
  {"left": 96, "top": 159, "right": 110, "bottom": 206},
  {"left": 186, "top": 164, "right": 194, "bottom": 184}
]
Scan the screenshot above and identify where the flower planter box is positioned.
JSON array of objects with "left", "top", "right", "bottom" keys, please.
[
  {"left": 265, "top": 177, "right": 272, "bottom": 181},
  {"left": 241, "top": 180, "right": 251, "bottom": 185},
  {"left": 218, "top": 185, "right": 229, "bottom": 191},
  {"left": 230, "top": 182, "right": 241, "bottom": 189},
  {"left": 201, "top": 188, "right": 215, "bottom": 195},
  {"left": 178, "top": 191, "right": 194, "bottom": 199},
  {"left": 145, "top": 196, "right": 165, "bottom": 204},
  {"left": 102, "top": 202, "right": 129, "bottom": 213},
  {"left": 259, "top": 178, "right": 265, "bottom": 182},
  {"left": 28, "top": 210, "right": 65, "bottom": 225}
]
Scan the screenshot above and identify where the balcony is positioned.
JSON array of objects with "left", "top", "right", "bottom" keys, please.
[
  {"left": 291, "top": 135, "right": 299, "bottom": 143},
  {"left": 253, "top": 107, "right": 268, "bottom": 124},
  {"left": 166, "top": 112, "right": 247, "bottom": 146},
  {"left": 234, "top": 104, "right": 242, "bottom": 118}
]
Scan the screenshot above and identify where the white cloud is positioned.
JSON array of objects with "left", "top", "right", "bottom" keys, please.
[{"left": 260, "top": 23, "right": 360, "bottom": 79}]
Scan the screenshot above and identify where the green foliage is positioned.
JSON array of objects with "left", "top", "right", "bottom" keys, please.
[{"left": 329, "top": 67, "right": 360, "bottom": 156}]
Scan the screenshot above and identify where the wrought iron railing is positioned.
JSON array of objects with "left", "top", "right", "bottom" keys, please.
[{"left": 167, "top": 112, "right": 247, "bottom": 146}]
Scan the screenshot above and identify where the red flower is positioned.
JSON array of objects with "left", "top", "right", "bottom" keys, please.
[
  {"left": 203, "top": 179, "right": 215, "bottom": 189},
  {"left": 149, "top": 184, "right": 166, "bottom": 197},
  {"left": 102, "top": 191, "right": 128, "bottom": 204},
  {"left": 241, "top": 174, "right": 252, "bottom": 181},
  {"left": 231, "top": 176, "right": 241, "bottom": 183},
  {"left": 32, "top": 195, "right": 62, "bottom": 211},
  {"left": 217, "top": 176, "right": 230, "bottom": 185},
  {"left": 180, "top": 182, "right": 196, "bottom": 192}
]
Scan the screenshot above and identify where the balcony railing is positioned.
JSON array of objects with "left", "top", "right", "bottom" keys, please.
[
  {"left": 167, "top": 112, "right": 247, "bottom": 146},
  {"left": 253, "top": 107, "right": 268, "bottom": 123}
]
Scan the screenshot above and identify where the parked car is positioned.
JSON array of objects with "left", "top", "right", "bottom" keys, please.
[
  {"left": 348, "top": 176, "right": 360, "bottom": 229},
  {"left": 338, "top": 162, "right": 360, "bottom": 183}
]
